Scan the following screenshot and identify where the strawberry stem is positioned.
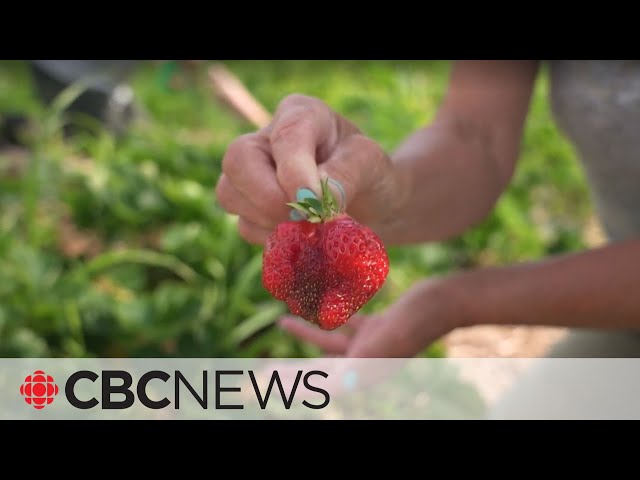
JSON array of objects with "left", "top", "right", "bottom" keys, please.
[{"left": 287, "top": 178, "right": 342, "bottom": 223}]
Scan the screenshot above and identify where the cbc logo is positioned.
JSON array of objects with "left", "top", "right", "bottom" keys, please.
[{"left": 19, "top": 370, "right": 59, "bottom": 410}]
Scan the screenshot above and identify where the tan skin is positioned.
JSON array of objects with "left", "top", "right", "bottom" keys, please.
[{"left": 215, "top": 60, "right": 640, "bottom": 357}]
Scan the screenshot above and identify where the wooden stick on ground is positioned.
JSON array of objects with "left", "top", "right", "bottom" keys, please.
[{"left": 207, "top": 63, "right": 272, "bottom": 129}]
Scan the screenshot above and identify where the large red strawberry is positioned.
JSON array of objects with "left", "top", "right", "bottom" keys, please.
[{"left": 262, "top": 178, "right": 389, "bottom": 330}]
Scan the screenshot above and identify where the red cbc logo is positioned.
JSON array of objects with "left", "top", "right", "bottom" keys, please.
[{"left": 19, "top": 370, "right": 59, "bottom": 410}]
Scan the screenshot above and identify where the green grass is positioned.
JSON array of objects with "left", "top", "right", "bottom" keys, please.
[{"left": 0, "top": 60, "right": 592, "bottom": 358}]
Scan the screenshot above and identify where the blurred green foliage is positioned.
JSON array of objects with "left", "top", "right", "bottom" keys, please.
[{"left": 0, "top": 60, "right": 592, "bottom": 358}]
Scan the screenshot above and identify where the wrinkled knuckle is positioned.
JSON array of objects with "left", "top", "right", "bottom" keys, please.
[
  {"left": 277, "top": 93, "right": 317, "bottom": 112},
  {"left": 325, "top": 161, "right": 357, "bottom": 196},
  {"left": 353, "top": 135, "right": 391, "bottom": 181},
  {"left": 271, "top": 96, "right": 332, "bottom": 150},
  {"left": 269, "top": 115, "right": 306, "bottom": 147},
  {"left": 223, "top": 135, "right": 254, "bottom": 177},
  {"left": 353, "top": 134, "right": 386, "bottom": 160}
]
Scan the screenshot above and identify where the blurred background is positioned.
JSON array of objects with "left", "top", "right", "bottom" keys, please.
[{"left": 0, "top": 60, "right": 601, "bottom": 359}]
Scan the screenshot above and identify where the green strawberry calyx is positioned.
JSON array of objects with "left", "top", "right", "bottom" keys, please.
[{"left": 287, "top": 178, "right": 343, "bottom": 223}]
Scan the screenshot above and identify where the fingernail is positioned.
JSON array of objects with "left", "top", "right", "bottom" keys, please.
[
  {"left": 296, "top": 187, "right": 318, "bottom": 202},
  {"left": 289, "top": 210, "right": 305, "bottom": 221},
  {"left": 328, "top": 177, "right": 346, "bottom": 209}
]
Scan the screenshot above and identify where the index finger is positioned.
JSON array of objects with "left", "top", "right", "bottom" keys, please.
[{"left": 279, "top": 316, "right": 351, "bottom": 354}]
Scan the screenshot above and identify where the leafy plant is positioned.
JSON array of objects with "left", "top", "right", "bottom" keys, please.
[{"left": 0, "top": 60, "right": 592, "bottom": 359}]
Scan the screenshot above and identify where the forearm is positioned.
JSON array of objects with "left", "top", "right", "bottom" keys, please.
[
  {"left": 377, "top": 60, "right": 539, "bottom": 245},
  {"left": 451, "top": 238, "right": 640, "bottom": 329},
  {"left": 380, "top": 115, "right": 507, "bottom": 244}
]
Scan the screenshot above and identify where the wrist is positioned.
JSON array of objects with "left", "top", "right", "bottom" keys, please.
[
  {"left": 443, "top": 267, "right": 503, "bottom": 329},
  {"left": 370, "top": 159, "right": 414, "bottom": 244},
  {"left": 416, "top": 271, "right": 485, "bottom": 331},
  {"left": 425, "top": 274, "right": 474, "bottom": 331},
  {"left": 390, "top": 275, "right": 469, "bottom": 350}
]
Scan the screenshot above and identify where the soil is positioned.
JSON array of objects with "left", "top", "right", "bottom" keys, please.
[
  {"left": 441, "top": 326, "right": 568, "bottom": 405},
  {"left": 443, "top": 325, "right": 568, "bottom": 358}
]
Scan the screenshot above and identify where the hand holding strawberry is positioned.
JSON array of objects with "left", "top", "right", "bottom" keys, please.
[
  {"left": 215, "top": 94, "right": 410, "bottom": 245},
  {"left": 262, "top": 178, "right": 389, "bottom": 330},
  {"left": 216, "top": 93, "right": 439, "bottom": 342}
]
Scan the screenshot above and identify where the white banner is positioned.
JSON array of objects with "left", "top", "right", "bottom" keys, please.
[{"left": 3, "top": 358, "right": 640, "bottom": 419}]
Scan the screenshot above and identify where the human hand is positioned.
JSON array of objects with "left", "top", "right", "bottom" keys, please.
[
  {"left": 215, "top": 94, "right": 410, "bottom": 244},
  {"left": 279, "top": 277, "right": 462, "bottom": 358}
]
